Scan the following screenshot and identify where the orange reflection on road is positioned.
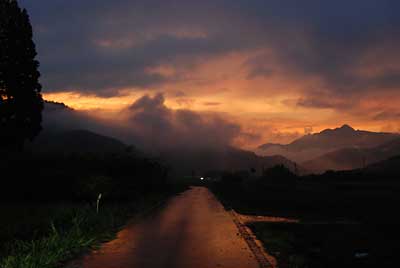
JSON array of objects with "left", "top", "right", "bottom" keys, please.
[{"left": 68, "top": 187, "right": 260, "bottom": 268}]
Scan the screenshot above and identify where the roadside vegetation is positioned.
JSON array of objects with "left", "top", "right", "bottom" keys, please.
[
  {"left": 248, "top": 222, "right": 400, "bottom": 268},
  {"left": 0, "top": 195, "right": 166, "bottom": 268},
  {"left": 0, "top": 151, "right": 185, "bottom": 268}
]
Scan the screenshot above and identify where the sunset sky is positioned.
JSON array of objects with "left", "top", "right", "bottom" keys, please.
[{"left": 20, "top": 0, "right": 400, "bottom": 148}]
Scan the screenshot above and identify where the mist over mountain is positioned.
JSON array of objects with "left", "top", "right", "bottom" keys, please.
[
  {"left": 257, "top": 125, "right": 399, "bottom": 163},
  {"left": 41, "top": 101, "right": 113, "bottom": 134},
  {"left": 160, "top": 146, "right": 301, "bottom": 177},
  {"left": 41, "top": 95, "right": 243, "bottom": 153},
  {"left": 37, "top": 101, "right": 297, "bottom": 176},
  {"left": 303, "top": 137, "right": 400, "bottom": 174}
]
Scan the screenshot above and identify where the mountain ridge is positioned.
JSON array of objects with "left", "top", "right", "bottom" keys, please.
[
  {"left": 27, "top": 129, "right": 129, "bottom": 154},
  {"left": 257, "top": 124, "right": 399, "bottom": 163},
  {"left": 303, "top": 137, "right": 400, "bottom": 174}
]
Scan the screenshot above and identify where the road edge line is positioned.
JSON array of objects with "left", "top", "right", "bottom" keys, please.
[{"left": 229, "top": 210, "right": 274, "bottom": 268}]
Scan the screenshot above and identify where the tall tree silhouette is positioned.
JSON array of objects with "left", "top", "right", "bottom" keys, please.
[{"left": 0, "top": 0, "right": 43, "bottom": 151}]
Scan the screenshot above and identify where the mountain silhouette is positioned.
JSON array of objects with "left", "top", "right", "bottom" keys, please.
[
  {"left": 27, "top": 129, "right": 129, "bottom": 154},
  {"left": 257, "top": 124, "right": 399, "bottom": 162}
]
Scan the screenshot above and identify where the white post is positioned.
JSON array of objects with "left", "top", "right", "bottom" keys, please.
[{"left": 96, "top": 193, "right": 102, "bottom": 214}]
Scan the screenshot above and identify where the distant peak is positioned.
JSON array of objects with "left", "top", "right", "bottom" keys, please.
[{"left": 339, "top": 124, "right": 354, "bottom": 131}]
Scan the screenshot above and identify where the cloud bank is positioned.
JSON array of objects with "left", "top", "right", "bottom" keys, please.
[{"left": 43, "top": 94, "right": 242, "bottom": 152}]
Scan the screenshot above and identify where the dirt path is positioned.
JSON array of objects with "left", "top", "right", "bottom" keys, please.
[{"left": 68, "top": 187, "right": 262, "bottom": 268}]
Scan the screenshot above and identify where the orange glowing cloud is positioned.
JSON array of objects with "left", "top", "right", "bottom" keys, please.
[{"left": 43, "top": 45, "right": 400, "bottom": 149}]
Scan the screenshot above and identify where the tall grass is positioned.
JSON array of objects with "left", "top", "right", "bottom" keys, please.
[{"left": 0, "top": 194, "right": 168, "bottom": 268}]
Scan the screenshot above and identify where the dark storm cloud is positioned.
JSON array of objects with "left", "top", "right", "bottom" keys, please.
[
  {"left": 373, "top": 111, "right": 400, "bottom": 121},
  {"left": 296, "top": 89, "right": 357, "bottom": 110},
  {"left": 32, "top": 31, "right": 235, "bottom": 96},
  {"left": 19, "top": 0, "right": 400, "bottom": 100},
  {"left": 126, "top": 93, "right": 241, "bottom": 150},
  {"left": 19, "top": 0, "right": 258, "bottom": 95}
]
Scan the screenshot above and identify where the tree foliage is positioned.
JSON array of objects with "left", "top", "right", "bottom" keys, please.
[{"left": 0, "top": 0, "right": 43, "bottom": 150}]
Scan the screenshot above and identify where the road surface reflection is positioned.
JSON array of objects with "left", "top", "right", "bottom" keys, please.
[{"left": 70, "top": 187, "right": 259, "bottom": 268}]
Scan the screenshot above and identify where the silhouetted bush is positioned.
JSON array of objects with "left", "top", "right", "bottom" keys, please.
[
  {"left": 221, "top": 170, "right": 249, "bottom": 184},
  {"left": 260, "top": 165, "right": 297, "bottom": 184}
]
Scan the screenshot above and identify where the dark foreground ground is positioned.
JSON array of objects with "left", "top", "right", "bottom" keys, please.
[
  {"left": 210, "top": 176, "right": 400, "bottom": 268},
  {"left": 248, "top": 222, "right": 400, "bottom": 268}
]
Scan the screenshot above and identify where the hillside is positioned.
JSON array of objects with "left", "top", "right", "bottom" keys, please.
[
  {"left": 364, "top": 155, "right": 400, "bottom": 178},
  {"left": 161, "top": 146, "right": 303, "bottom": 176},
  {"left": 303, "top": 138, "right": 400, "bottom": 174},
  {"left": 257, "top": 124, "right": 399, "bottom": 162},
  {"left": 28, "top": 129, "right": 129, "bottom": 154}
]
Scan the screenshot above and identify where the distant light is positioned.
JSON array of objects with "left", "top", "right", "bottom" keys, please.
[
  {"left": 200, "top": 177, "right": 204, "bottom": 180},
  {"left": 355, "top": 253, "right": 369, "bottom": 259}
]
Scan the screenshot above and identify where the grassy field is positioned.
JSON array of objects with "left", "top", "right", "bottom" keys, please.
[
  {"left": 0, "top": 192, "right": 174, "bottom": 268},
  {"left": 248, "top": 222, "right": 400, "bottom": 268}
]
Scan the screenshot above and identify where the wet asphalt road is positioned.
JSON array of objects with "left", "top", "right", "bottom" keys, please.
[{"left": 70, "top": 187, "right": 260, "bottom": 268}]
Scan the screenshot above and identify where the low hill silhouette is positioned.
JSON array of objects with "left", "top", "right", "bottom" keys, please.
[{"left": 27, "top": 129, "right": 130, "bottom": 154}]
